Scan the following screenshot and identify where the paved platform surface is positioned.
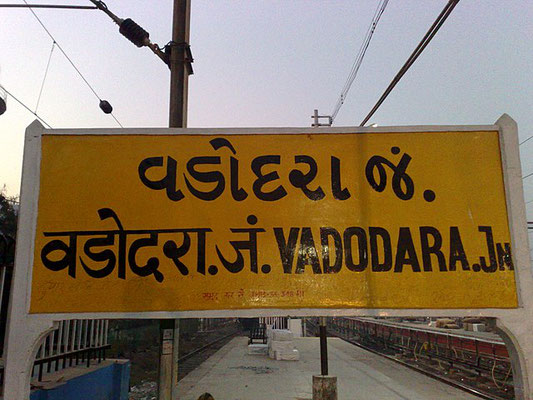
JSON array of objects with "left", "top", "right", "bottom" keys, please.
[{"left": 176, "top": 336, "right": 478, "bottom": 400}]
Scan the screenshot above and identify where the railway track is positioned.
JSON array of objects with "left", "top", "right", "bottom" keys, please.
[
  {"left": 129, "top": 322, "right": 242, "bottom": 399},
  {"left": 307, "top": 318, "right": 514, "bottom": 400},
  {"left": 178, "top": 328, "right": 241, "bottom": 380}
]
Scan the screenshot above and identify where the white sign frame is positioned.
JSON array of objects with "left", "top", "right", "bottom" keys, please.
[{"left": 4, "top": 114, "right": 533, "bottom": 399}]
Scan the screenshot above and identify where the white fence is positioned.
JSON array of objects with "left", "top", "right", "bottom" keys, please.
[
  {"left": 31, "top": 319, "right": 110, "bottom": 381},
  {"left": 260, "top": 317, "right": 288, "bottom": 330}
]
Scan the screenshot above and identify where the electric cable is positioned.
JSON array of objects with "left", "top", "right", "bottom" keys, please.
[
  {"left": 331, "top": 0, "right": 389, "bottom": 123},
  {"left": 35, "top": 40, "right": 55, "bottom": 113},
  {"left": 359, "top": 0, "right": 460, "bottom": 127},
  {"left": 491, "top": 360, "right": 512, "bottom": 389},
  {"left": 0, "top": 84, "right": 52, "bottom": 128},
  {"left": 522, "top": 171, "right": 533, "bottom": 180},
  {"left": 0, "top": 4, "right": 97, "bottom": 9},
  {"left": 519, "top": 135, "right": 533, "bottom": 146},
  {"left": 89, "top": 0, "right": 171, "bottom": 66},
  {"left": 21, "top": 0, "right": 123, "bottom": 127}
]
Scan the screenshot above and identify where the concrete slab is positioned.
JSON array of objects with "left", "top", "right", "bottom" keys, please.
[{"left": 176, "top": 337, "right": 479, "bottom": 400}]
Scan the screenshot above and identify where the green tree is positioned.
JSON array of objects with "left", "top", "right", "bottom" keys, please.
[{"left": 0, "top": 185, "right": 18, "bottom": 237}]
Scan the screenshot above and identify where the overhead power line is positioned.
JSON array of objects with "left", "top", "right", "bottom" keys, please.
[
  {"left": 0, "top": 4, "right": 97, "bottom": 9},
  {"left": 330, "top": 0, "right": 389, "bottom": 123},
  {"left": 359, "top": 0, "right": 460, "bottom": 127},
  {"left": 35, "top": 40, "right": 55, "bottom": 113},
  {"left": 522, "top": 171, "right": 533, "bottom": 180},
  {"left": 519, "top": 135, "right": 533, "bottom": 146},
  {"left": 0, "top": 84, "right": 52, "bottom": 128},
  {"left": 21, "top": 0, "right": 123, "bottom": 127},
  {"left": 89, "top": 0, "right": 173, "bottom": 68}
]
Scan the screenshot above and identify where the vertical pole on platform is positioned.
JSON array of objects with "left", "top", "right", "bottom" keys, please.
[
  {"left": 158, "top": 1, "right": 191, "bottom": 399},
  {"left": 319, "top": 317, "right": 328, "bottom": 376},
  {"left": 314, "top": 317, "right": 337, "bottom": 400}
]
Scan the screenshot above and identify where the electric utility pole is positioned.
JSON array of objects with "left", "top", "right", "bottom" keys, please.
[
  {"left": 169, "top": 0, "right": 191, "bottom": 129},
  {"left": 160, "top": 2, "right": 192, "bottom": 399},
  {"left": 90, "top": 0, "right": 193, "bottom": 396}
]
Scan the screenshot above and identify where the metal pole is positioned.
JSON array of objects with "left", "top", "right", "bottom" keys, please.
[
  {"left": 319, "top": 317, "right": 328, "bottom": 376},
  {"left": 169, "top": 0, "right": 190, "bottom": 129},
  {"left": 312, "top": 109, "right": 319, "bottom": 127},
  {"left": 312, "top": 112, "right": 329, "bottom": 377},
  {"left": 158, "top": 1, "right": 191, "bottom": 399}
]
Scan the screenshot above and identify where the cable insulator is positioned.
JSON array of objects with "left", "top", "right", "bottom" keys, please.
[
  {"left": 99, "top": 100, "right": 113, "bottom": 114},
  {"left": 119, "top": 18, "right": 149, "bottom": 48}
]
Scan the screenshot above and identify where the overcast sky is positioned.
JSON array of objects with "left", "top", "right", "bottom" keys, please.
[{"left": 1, "top": 1, "right": 532, "bottom": 209}]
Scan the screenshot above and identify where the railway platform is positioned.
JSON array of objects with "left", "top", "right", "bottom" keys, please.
[{"left": 176, "top": 336, "right": 478, "bottom": 400}]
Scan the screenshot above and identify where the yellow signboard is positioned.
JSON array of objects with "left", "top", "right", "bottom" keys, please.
[{"left": 29, "top": 130, "right": 517, "bottom": 313}]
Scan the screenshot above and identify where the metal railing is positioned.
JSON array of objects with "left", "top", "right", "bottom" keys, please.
[
  {"left": 0, "top": 232, "right": 111, "bottom": 386},
  {"left": 0, "top": 233, "right": 15, "bottom": 359},
  {"left": 260, "top": 317, "right": 288, "bottom": 330},
  {"left": 32, "top": 319, "right": 111, "bottom": 382}
]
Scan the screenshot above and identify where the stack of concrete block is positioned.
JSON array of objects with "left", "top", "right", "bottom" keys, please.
[
  {"left": 266, "top": 325, "right": 273, "bottom": 341},
  {"left": 464, "top": 323, "right": 486, "bottom": 332},
  {"left": 268, "top": 329, "right": 299, "bottom": 361},
  {"left": 273, "top": 329, "right": 293, "bottom": 342},
  {"left": 288, "top": 319, "right": 303, "bottom": 337},
  {"left": 247, "top": 343, "right": 268, "bottom": 355}
]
